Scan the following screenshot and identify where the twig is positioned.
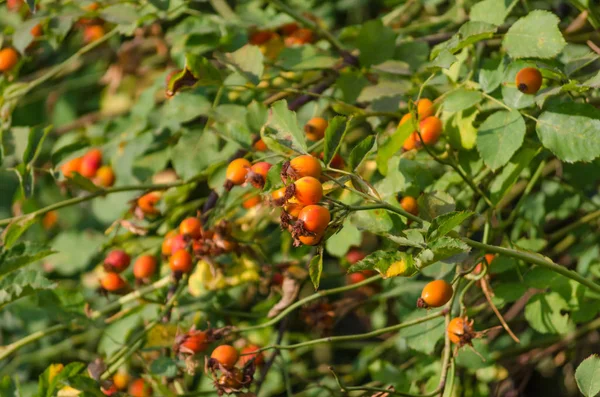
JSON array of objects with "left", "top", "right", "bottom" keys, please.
[
  {"left": 480, "top": 278, "right": 520, "bottom": 343},
  {"left": 254, "top": 318, "right": 288, "bottom": 394},
  {"left": 0, "top": 179, "right": 199, "bottom": 227},
  {"left": 233, "top": 274, "right": 382, "bottom": 333}
]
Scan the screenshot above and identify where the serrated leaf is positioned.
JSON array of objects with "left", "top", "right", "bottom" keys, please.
[
  {"left": 69, "top": 172, "right": 102, "bottom": 192},
  {"left": 524, "top": 292, "right": 572, "bottom": 334},
  {"left": 13, "top": 19, "right": 40, "bottom": 54},
  {"left": 443, "top": 89, "right": 483, "bottom": 112},
  {"left": 576, "top": 355, "right": 600, "bottom": 397},
  {"left": 0, "top": 270, "right": 56, "bottom": 309},
  {"left": 490, "top": 147, "right": 538, "bottom": 204},
  {"left": 1, "top": 216, "right": 37, "bottom": 249},
  {"left": 476, "top": 110, "right": 526, "bottom": 170},
  {"left": 184, "top": 53, "right": 223, "bottom": 86},
  {"left": 62, "top": 376, "right": 105, "bottom": 397},
  {"left": 308, "top": 251, "right": 323, "bottom": 290},
  {"left": 172, "top": 130, "right": 237, "bottom": 181},
  {"left": 503, "top": 10, "right": 566, "bottom": 59},
  {"left": 262, "top": 162, "right": 283, "bottom": 192},
  {"left": 357, "top": 20, "right": 396, "bottom": 67},
  {"left": 348, "top": 135, "right": 375, "bottom": 170},
  {"left": 427, "top": 211, "right": 474, "bottom": 241},
  {"left": 277, "top": 45, "right": 337, "bottom": 70},
  {"left": 51, "top": 141, "right": 88, "bottom": 166},
  {"left": 399, "top": 309, "right": 445, "bottom": 354},
  {"left": 416, "top": 236, "right": 470, "bottom": 269},
  {"left": 0, "top": 243, "right": 55, "bottom": 278},
  {"left": 266, "top": 100, "right": 307, "bottom": 154},
  {"left": 150, "top": 357, "right": 179, "bottom": 378},
  {"left": 348, "top": 251, "right": 417, "bottom": 279},
  {"left": 323, "top": 116, "right": 348, "bottom": 166},
  {"left": 216, "top": 45, "right": 264, "bottom": 85},
  {"left": 431, "top": 22, "right": 497, "bottom": 59},
  {"left": 247, "top": 100, "right": 268, "bottom": 132},
  {"left": 536, "top": 102, "right": 600, "bottom": 163},
  {"left": 39, "top": 362, "right": 86, "bottom": 397},
  {"left": 470, "top": 0, "right": 518, "bottom": 26},
  {"left": 446, "top": 108, "right": 478, "bottom": 150},
  {"left": 376, "top": 119, "right": 414, "bottom": 175},
  {"left": 417, "top": 191, "right": 456, "bottom": 222}
]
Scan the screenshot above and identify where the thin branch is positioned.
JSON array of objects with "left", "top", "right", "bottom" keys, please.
[
  {"left": 480, "top": 278, "right": 520, "bottom": 343},
  {"left": 232, "top": 275, "right": 382, "bottom": 333},
  {"left": 0, "top": 179, "right": 199, "bottom": 227}
]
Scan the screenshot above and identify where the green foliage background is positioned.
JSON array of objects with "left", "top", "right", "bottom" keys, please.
[{"left": 1, "top": 0, "right": 600, "bottom": 396}]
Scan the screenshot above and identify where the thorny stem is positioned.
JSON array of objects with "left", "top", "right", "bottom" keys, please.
[{"left": 262, "top": 310, "right": 446, "bottom": 352}]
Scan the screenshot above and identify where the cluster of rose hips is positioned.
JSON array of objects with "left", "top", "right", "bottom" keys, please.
[
  {"left": 60, "top": 148, "right": 116, "bottom": 187},
  {"left": 100, "top": 248, "right": 158, "bottom": 293},
  {"left": 171, "top": 327, "right": 264, "bottom": 395},
  {"left": 249, "top": 21, "right": 314, "bottom": 49},
  {"left": 0, "top": 1, "right": 105, "bottom": 75},
  {"left": 415, "top": 254, "right": 499, "bottom": 351},
  {"left": 0, "top": 0, "right": 44, "bottom": 74},
  {"left": 400, "top": 98, "right": 443, "bottom": 151},
  {"left": 78, "top": 2, "right": 106, "bottom": 44},
  {"left": 102, "top": 374, "right": 151, "bottom": 397}
]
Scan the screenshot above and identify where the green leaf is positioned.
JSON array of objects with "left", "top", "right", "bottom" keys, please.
[
  {"left": 350, "top": 205, "right": 404, "bottom": 236},
  {"left": 1, "top": 216, "right": 37, "bottom": 249},
  {"left": 348, "top": 250, "right": 417, "bottom": 279},
  {"left": 13, "top": 19, "right": 39, "bottom": 54},
  {"left": 376, "top": 119, "right": 414, "bottom": 175},
  {"left": 277, "top": 46, "right": 337, "bottom": 70},
  {"left": 216, "top": 45, "right": 264, "bottom": 85},
  {"left": 246, "top": 100, "right": 268, "bottom": 132},
  {"left": 308, "top": 250, "right": 323, "bottom": 290},
  {"left": 476, "top": 110, "right": 526, "bottom": 170},
  {"left": 262, "top": 162, "right": 283, "bottom": 192},
  {"left": 0, "top": 376, "right": 17, "bottom": 396},
  {"left": 0, "top": 243, "right": 55, "bottom": 278},
  {"left": 445, "top": 108, "right": 478, "bottom": 150},
  {"left": 470, "top": 0, "right": 518, "bottom": 26},
  {"left": 100, "top": 4, "right": 139, "bottom": 24},
  {"left": 184, "top": 53, "right": 223, "bottom": 86},
  {"left": 399, "top": 309, "right": 445, "bottom": 354},
  {"left": 325, "top": 221, "right": 362, "bottom": 257},
  {"left": 69, "top": 172, "right": 102, "bottom": 193},
  {"left": 323, "top": 116, "right": 348, "bottom": 166},
  {"left": 431, "top": 22, "right": 497, "bottom": 59},
  {"left": 356, "top": 20, "right": 396, "bottom": 67},
  {"left": 524, "top": 292, "right": 572, "bottom": 334},
  {"left": 0, "top": 270, "right": 56, "bottom": 309},
  {"left": 62, "top": 376, "right": 105, "bottom": 397},
  {"left": 479, "top": 56, "right": 505, "bottom": 93},
  {"left": 427, "top": 211, "right": 474, "bottom": 241},
  {"left": 45, "top": 231, "right": 105, "bottom": 276},
  {"left": 536, "top": 102, "right": 600, "bottom": 163},
  {"left": 23, "top": 126, "right": 50, "bottom": 168},
  {"left": 160, "top": 92, "right": 211, "bottom": 127},
  {"left": 266, "top": 100, "right": 307, "bottom": 154},
  {"left": 503, "top": 10, "right": 566, "bottom": 59},
  {"left": 443, "top": 89, "right": 483, "bottom": 112},
  {"left": 576, "top": 355, "right": 600, "bottom": 397},
  {"left": 489, "top": 147, "right": 537, "bottom": 204},
  {"left": 348, "top": 135, "right": 375, "bottom": 170},
  {"left": 417, "top": 236, "right": 470, "bottom": 269},
  {"left": 172, "top": 130, "right": 238, "bottom": 181},
  {"left": 417, "top": 191, "right": 456, "bottom": 222},
  {"left": 150, "top": 357, "right": 179, "bottom": 378},
  {"left": 51, "top": 141, "right": 88, "bottom": 166},
  {"left": 41, "top": 362, "right": 87, "bottom": 397}
]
